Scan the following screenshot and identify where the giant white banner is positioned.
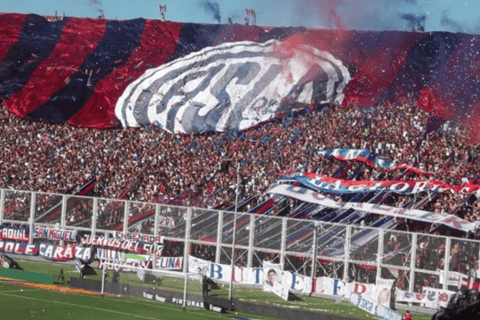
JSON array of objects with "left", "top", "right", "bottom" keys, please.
[
  {"left": 188, "top": 255, "right": 263, "bottom": 284},
  {"left": 187, "top": 256, "right": 451, "bottom": 310},
  {"left": 395, "top": 288, "right": 457, "bottom": 308},
  {"left": 116, "top": 40, "right": 350, "bottom": 134}
]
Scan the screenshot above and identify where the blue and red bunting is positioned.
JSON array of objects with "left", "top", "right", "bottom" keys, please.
[
  {"left": 0, "top": 14, "right": 69, "bottom": 100},
  {"left": 1, "top": 13, "right": 480, "bottom": 130}
]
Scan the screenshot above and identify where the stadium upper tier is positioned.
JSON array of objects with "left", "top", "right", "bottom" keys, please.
[
  {"left": 0, "top": 12, "right": 480, "bottom": 135},
  {"left": 1, "top": 13, "right": 480, "bottom": 241}
]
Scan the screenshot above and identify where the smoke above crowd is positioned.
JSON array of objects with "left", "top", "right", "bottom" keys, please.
[
  {"left": 200, "top": 0, "right": 221, "bottom": 24},
  {"left": 87, "top": 0, "right": 104, "bottom": 18},
  {"left": 284, "top": 0, "right": 480, "bottom": 34},
  {"left": 192, "top": 0, "right": 479, "bottom": 34},
  {"left": 76, "top": 0, "right": 480, "bottom": 34}
]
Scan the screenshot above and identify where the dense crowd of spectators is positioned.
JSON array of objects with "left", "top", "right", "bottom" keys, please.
[
  {"left": 1, "top": 95, "right": 480, "bottom": 236},
  {"left": 3, "top": 191, "right": 30, "bottom": 221},
  {"left": 65, "top": 198, "right": 93, "bottom": 227}
]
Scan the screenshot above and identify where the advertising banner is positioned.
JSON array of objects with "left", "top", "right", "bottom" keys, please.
[
  {"left": 38, "top": 243, "right": 94, "bottom": 262},
  {"left": 155, "top": 257, "right": 183, "bottom": 270},
  {"left": 395, "top": 288, "right": 456, "bottom": 308},
  {"left": 116, "top": 232, "right": 163, "bottom": 244},
  {"left": 283, "top": 271, "right": 312, "bottom": 295},
  {"left": 344, "top": 282, "right": 376, "bottom": 300},
  {"left": 188, "top": 255, "right": 211, "bottom": 276},
  {"left": 97, "top": 259, "right": 153, "bottom": 272},
  {"left": 96, "top": 248, "right": 125, "bottom": 262},
  {"left": 0, "top": 226, "right": 29, "bottom": 242},
  {"left": 376, "top": 304, "right": 402, "bottom": 320},
  {"left": 312, "top": 277, "right": 345, "bottom": 296},
  {"left": 188, "top": 256, "right": 264, "bottom": 285},
  {"left": 0, "top": 241, "right": 38, "bottom": 255},
  {"left": 375, "top": 279, "right": 394, "bottom": 307},
  {"left": 81, "top": 235, "right": 163, "bottom": 256},
  {"left": 351, "top": 292, "right": 377, "bottom": 314},
  {"left": 267, "top": 184, "right": 475, "bottom": 232},
  {"left": 351, "top": 293, "right": 402, "bottom": 320},
  {"left": 158, "top": 217, "right": 175, "bottom": 228},
  {"left": 283, "top": 172, "right": 480, "bottom": 196},
  {"left": 33, "top": 227, "right": 77, "bottom": 242},
  {"left": 262, "top": 261, "right": 283, "bottom": 293}
]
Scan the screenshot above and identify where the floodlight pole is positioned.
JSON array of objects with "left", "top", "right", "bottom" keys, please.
[
  {"left": 159, "top": 4, "right": 166, "bottom": 22},
  {"left": 228, "top": 163, "right": 240, "bottom": 301}
]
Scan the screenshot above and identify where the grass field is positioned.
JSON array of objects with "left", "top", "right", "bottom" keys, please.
[
  {"left": 3, "top": 259, "right": 434, "bottom": 320},
  {"left": 0, "top": 281, "right": 284, "bottom": 320}
]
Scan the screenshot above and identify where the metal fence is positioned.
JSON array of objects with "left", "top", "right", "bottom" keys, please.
[{"left": 1, "top": 188, "right": 478, "bottom": 292}]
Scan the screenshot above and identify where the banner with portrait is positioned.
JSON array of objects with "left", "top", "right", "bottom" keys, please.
[{"left": 262, "top": 260, "right": 283, "bottom": 293}]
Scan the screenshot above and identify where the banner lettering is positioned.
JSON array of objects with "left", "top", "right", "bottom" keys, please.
[
  {"left": 0, "top": 241, "right": 38, "bottom": 255},
  {"left": 82, "top": 235, "right": 163, "bottom": 256},
  {"left": 0, "top": 226, "right": 29, "bottom": 242},
  {"left": 33, "top": 227, "right": 76, "bottom": 242},
  {"left": 267, "top": 184, "right": 475, "bottom": 232},
  {"left": 116, "top": 232, "right": 163, "bottom": 244},
  {"left": 156, "top": 257, "right": 183, "bottom": 270},
  {"left": 280, "top": 172, "right": 480, "bottom": 196}
]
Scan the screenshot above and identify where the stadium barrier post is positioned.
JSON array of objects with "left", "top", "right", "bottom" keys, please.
[
  {"left": 247, "top": 213, "right": 255, "bottom": 268},
  {"left": 91, "top": 198, "right": 98, "bottom": 236},
  {"left": 408, "top": 233, "right": 417, "bottom": 308},
  {"left": 343, "top": 225, "right": 351, "bottom": 282},
  {"left": 60, "top": 195, "right": 66, "bottom": 229},
  {"left": 215, "top": 211, "right": 223, "bottom": 264},
  {"left": 57, "top": 195, "right": 64, "bottom": 246},
  {"left": 443, "top": 237, "right": 450, "bottom": 290},
  {"left": 376, "top": 228, "right": 384, "bottom": 286},
  {"left": 29, "top": 192, "right": 35, "bottom": 245},
  {"left": 228, "top": 163, "right": 240, "bottom": 301},
  {"left": 0, "top": 188, "right": 4, "bottom": 225},
  {"left": 310, "top": 223, "right": 318, "bottom": 296},
  {"left": 280, "top": 217, "right": 287, "bottom": 269},
  {"left": 153, "top": 203, "right": 160, "bottom": 270},
  {"left": 123, "top": 201, "right": 128, "bottom": 236},
  {"left": 101, "top": 259, "right": 106, "bottom": 296},
  {"left": 311, "top": 223, "right": 318, "bottom": 280},
  {"left": 183, "top": 208, "right": 192, "bottom": 274},
  {"left": 183, "top": 268, "right": 188, "bottom": 311}
]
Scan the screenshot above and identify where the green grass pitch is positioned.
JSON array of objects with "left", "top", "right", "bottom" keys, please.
[
  {"left": 0, "top": 281, "right": 279, "bottom": 320},
  {"left": 1, "top": 259, "right": 433, "bottom": 320}
]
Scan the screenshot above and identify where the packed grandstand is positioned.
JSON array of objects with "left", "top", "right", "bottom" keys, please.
[{"left": 2, "top": 11, "right": 480, "bottom": 319}]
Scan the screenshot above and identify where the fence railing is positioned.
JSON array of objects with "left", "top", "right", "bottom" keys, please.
[{"left": 0, "top": 188, "right": 478, "bottom": 292}]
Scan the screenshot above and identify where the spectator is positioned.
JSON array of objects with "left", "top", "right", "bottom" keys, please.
[{"left": 1, "top": 95, "right": 480, "bottom": 240}]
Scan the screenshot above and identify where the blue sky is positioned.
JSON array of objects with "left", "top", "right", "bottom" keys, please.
[{"left": 2, "top": 0, "right": 480, "bottom": 34}]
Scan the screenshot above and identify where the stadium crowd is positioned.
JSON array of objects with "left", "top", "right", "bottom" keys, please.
[{"left": 1, "top": 95, "right": 480, "bottom": 237}]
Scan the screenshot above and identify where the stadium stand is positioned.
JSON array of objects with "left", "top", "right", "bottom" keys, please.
[
  {"left": 3, "top": 13, "right": 480, "bottom": 319},
  {"left": 1, "top": 97, "right": 479, "bottom": 239}
]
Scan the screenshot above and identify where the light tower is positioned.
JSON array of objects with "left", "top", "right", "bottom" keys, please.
[
  {"left": 158, "top": 4, "right": 167, "bottom": 22},
  {"left": 245, "top": 8, "right": 257, "bottom": 26}
]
